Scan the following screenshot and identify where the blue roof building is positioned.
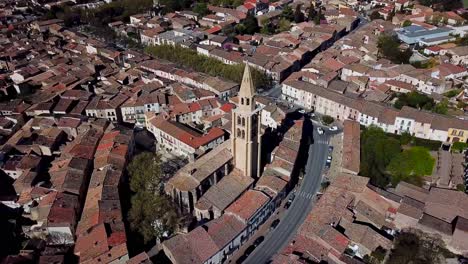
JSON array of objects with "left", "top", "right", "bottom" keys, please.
[{"left": 396, "top": 25, "right": 454, "bottom": 45}]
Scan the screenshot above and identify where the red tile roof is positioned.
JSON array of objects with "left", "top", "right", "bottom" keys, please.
[{"left": 225, "top": 190, "right": 270, "bottom": 222}]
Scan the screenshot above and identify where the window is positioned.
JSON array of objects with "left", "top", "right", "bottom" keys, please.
[
  {"left": 242, "top": 130, "right": 245, "bottom": 139},
  {"left": 237, "top": 128, "right": 241, "bottom": 137},
  {"left": 237, "top": 116, "right": 241, "bottom": 125},
  {"left": 246, "top": 98, "right": 250, "bottom": 105},
  {"left": 241, "top": 98, "right": 244, "bottom": 105},
  {"left": 242, "top": 117, "right": 246, "bottom": 127}
]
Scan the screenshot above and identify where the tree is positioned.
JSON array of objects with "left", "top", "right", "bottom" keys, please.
[
  {"left": 321, "top": 115, "right": 334, "bottom": 125},
  {"left": 277, "top": 18, "right": 291, "bottom": 32},
  {"left": 433, "top": 98, "right": 449, "bottom": 115},
  {"left": 193, "top": 2, "right": 209, "bottom": 17},
  {"left": 377, "top": 34, "right": 412, "bottom": 64},
  {"left": 394, "top": 91, "right": 435, "bottom": 110},
  {"left": 370, "top": 11, "right": 382, "bottom": 20},
  {"left": 128, "top": 152, "right": 163, "bottom": 193},
  {"left": 241, "top": 13, "right": 260, "bottom": 35},
  {"left": 451, "top": 141, "right": 468, "bottom": 153},
  {"left": 387, "top": 146, "right": 435, "bottom": 186},
  {"left": 281, "top": 5, "right": 294, "bottom": 21},
  {"left": 128, "top": 152, "right": 179, "bottom": 242},
  {"left": 260, "top": 18, "right": 273, "bottom": 34},
  {"left": 360, "top": 126, "right": 401, "bottom": 188},
  {"left": 314, "top": 9, "right": 322, "bottom": 25},
  {"left": 308, "top": 3, "right": 317, "bottom": 22},
  {"left": 388, "top": 231, "right": 454, "bottom": 263},
  {"left": 294, "top": 4, "right": 305, "bottom": 23},
  {"left": 402, "top": 20, "right": 412, "bottom": 27}
]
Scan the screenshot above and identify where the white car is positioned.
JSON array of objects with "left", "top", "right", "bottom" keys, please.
[
  {"left": 298, "top": 109, "right": 305, "bottom": 114},
  {"left": 329, "top": 126, "right": 338, "bottom": 131},
  {"left": 317, "top": 127, "right": 324, "bottom": 134}
]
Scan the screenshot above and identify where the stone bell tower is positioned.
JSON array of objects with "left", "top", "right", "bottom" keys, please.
[{"left": 231, "top": 64, "right": 262, "bottom": 178}]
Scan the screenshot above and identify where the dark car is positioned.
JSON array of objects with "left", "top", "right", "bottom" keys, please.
[
  {"left": 284, "top": 200, "right": 292, "bottom": 209},
  {"left": 244, "top": 245, "right": 256, "bottom": 257},
  {"left": 253, "top": 236, "right": 264, "bottom": 247},
  {"left": 236, "top": 254, "right": 247, "bottom": 264},
  {"left": 270, "top": 219, "right": 280, "bottom": 230}
]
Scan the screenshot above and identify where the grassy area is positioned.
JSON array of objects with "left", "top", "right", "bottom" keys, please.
[
  {"left": 360, "top": 126, "right": 441, "bottom": 188},
  {"left": 387, "top": 146, "right": 435, "bottom": 186},
  {"left": 463, "top": 0, "right": 468, "bottom": 8}
]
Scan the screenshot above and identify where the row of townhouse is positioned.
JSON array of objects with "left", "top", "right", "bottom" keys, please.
[
  {"left": 282, "top": 79, "right": 468, "bottom": 143},
  {"left": 341, "top": 63, "right": 467, "bottom": 95},
  {"left": 139, "top": 60, "right": 239, "bottom": 100}
]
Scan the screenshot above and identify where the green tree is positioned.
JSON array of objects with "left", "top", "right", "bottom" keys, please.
[
  {"left": 314, "top": 9, "right": 322, "bottom": 25},
  {"left": 240, "top": 13, "right": 260, "bottom": 35},
  {"left": 370, "top": 10, "right": 382, "bottom": 20},
  {"left": 277, "top": 18, "right": 291, "bottom": 32},
  {"left": 281, "top": 5, "right": 294, "bottom": 21},
  {"left": 456, "top": 183, "right": 466, "bottom": 192},
  {"left": 308, "top": 2, "right": 317, "bottom": 21},
  {"left": 387, "top": 146, "right": 435, "bottom": 186},
  {"left": 260, "top": 18, "right": 273, "bottom": 34},
  {"left": 294, "top": 4, "right": 305, "bottom": 23},
  {"left": 451, "top": 141, "right": 468, "bottom": 153},
  {"left": 193, "top": 2, "right": 209, "bottom": 17},
  {"left": 433, "top": 98, "right": 449, "bottom": 115},
  {"left": 128, "top": 153, "right": 179, "bottom": 242},
  {"left": 321, "top": 115, "right": 334, "bottom": 125},
  {"left": 360, "top": 126, "right": 401, "bottom": 188},
  {"left": 377, "top": 34, "right": 412, "bottom": 64},
  {"left": 144, "top": 44, "right": 271, "bottom": 87},
  {"left": 394, "top": 91, "right": 435, "bottom": 110},
  {"left": 402, "top": 20, "right": 412, "bottom": 27}
]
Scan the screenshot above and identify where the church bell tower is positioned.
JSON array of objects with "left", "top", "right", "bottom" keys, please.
[{"left": 231, "top": 65, "right": 262, "bottom": 178}]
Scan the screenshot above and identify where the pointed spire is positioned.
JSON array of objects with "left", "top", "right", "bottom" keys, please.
[{"left": 239, "top": 64, "right": 255, "bottom": 99}]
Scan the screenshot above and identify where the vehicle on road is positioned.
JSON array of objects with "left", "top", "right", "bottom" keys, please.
[
  {"left": 236, "top": 254, "right": 247, "bottom": 264},
  {"left": 298, "top": 109, "right": 305, "bottom": 114},
  {"left": 253, "top": 236, "right": 264, "bottom": 247},
  {"left": 310, "top": 113, "right": 316, "bottom": 117},
  {"left": 317, "top": 127, "right": 324, "bottom": 134},
  {"left": 284, "top": 200, "right": 292, "bottom": 209},
  {"left": 329, "top": 126, "right": 338, "bottom": 131},
  {"left": 270, "top": 219, "right": 280, "bottom": 230},
  {"left": 244, "top": 245, "right": 256, "bottom": 257},
  {"left": 327, "top": 155, "right": 332, "bottom": 162}
]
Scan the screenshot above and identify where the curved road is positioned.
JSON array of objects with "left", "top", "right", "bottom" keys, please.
[{"left": 245, "top": 128, "right": 331, "bottom": 264}]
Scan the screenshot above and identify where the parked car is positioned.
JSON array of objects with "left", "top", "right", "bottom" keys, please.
[
  {"left": 270, "top": 219, "right": 280, "bottom": 230},
  {"left": 317, "top": 127, "right": 324, "bottom": 134},
  {"left": 244, "top": 245, "right": 256, "bottom": 257},
  {"left": 284, "top": 200, "right": 292, "bottom": 209},
  {"left": 329, "top": 126, "right": 338, "bottom": 131},
  {"left": 236, "top": 254, "right": 247, "bottom": 264},
  {"left": 298, "top": 109, "right": 305, "bottom": 114},
  {"left": 328, "top": 146, "right": 334, "bottom": 153},
  {"left": 253, "top": 236, "right": 264, "bottom": 247}
]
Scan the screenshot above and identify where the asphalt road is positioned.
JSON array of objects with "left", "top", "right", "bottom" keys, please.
[{"left": 245, "top": 128, "right": 330, "bottom": 264}]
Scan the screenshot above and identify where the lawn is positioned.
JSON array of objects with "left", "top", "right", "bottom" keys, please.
[{"left": 387, "top": 146, "right": 435, "bottom": 186}]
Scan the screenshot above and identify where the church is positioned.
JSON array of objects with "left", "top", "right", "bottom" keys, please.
[{"left": 165, "top": 64, "right": 262, "bottom": 220}]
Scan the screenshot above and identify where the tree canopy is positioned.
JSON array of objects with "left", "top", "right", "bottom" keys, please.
[
  {"left": 128, "top": 152, "right": 179, "bottom": 242},
  {"left": 360, "top": 126, "right": 401, "bottom": 188},
  {"left": 394, "top": 91, "right": 435, "bottom": 111},
  {"left": 377, "top": 34, "right": 412, "bottom": 64},
  {"left": 145, "top": 44, "right": 271, "bottom": 88}
]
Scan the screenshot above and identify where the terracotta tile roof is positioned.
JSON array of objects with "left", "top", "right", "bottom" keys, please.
[{"left": 225, "top": 190, "right": 270, "bottom": 222}]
